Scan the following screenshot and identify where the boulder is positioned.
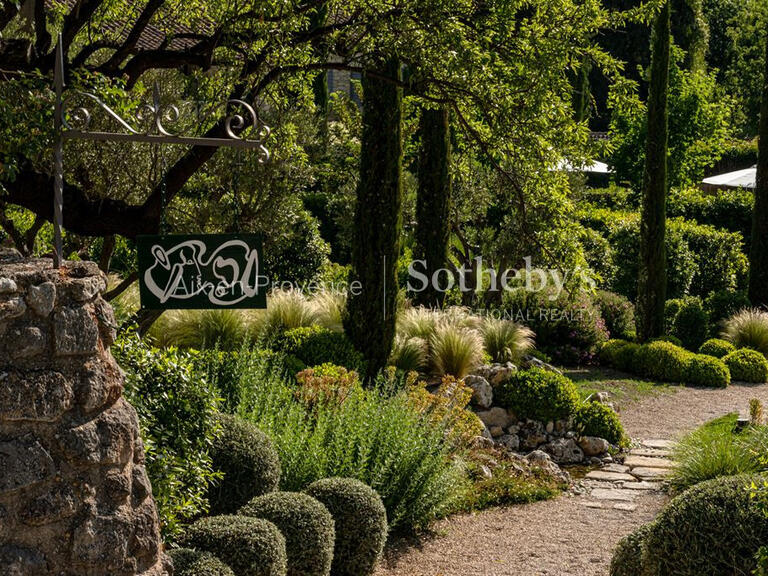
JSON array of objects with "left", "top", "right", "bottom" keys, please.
[
  {"left": 542, "top": 438, "right": 584, "bottom": 464},
  {"left": 464, "top": 375, "right": 493, "bottom": 409},
  {"left": 497, "top": 434, "right": 520, "bottom": 451},
  {"left": 476, "top": 407, "right": 512, "bottom": 429},
  {"left": 518, "top": 420, "right": 547, "bottom": 450},
  {"left": 578, "top": 436, "right": 611, "bottom": 457}
]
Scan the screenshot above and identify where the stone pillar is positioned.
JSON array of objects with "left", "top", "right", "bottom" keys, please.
[{"left": 0, "top": 252, "right": 167, "bottom": 575}]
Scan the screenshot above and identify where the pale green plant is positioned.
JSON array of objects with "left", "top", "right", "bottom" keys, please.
[
  {"left": 722, "top": 309, "right": 768, "bottom": 356},
  {"left": 430, "top": 323, "right": 484, "bottom": 378},
  {"left": 310, "top": 291, "right": 347, "bottom": 332},
  {"left": 259, "top": 289, "right": 317, "bottom": 340},
  {"left": 481, "top": 318, "right": 535, "bottom": 363},
  {"left": 149, "top": 309, "right": 248, "bottom": 351},
  {"left": 397, "top": 306, "right": 440, "bottom": 340},
  {"left": 389, "top": 335, "right": 429, "bottom": 372}
]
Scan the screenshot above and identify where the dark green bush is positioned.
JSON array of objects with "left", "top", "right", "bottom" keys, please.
[
  {"left": 614, "top": 342, "right": 642, "bottom": 373},
  {"left": 180, "top": 515, "right": 287, "bottom": 576},
  {"left": 113, "top": 332, "right": 221, "bottom": 540},
  {"left": 698, "top": 338, "right": 736, "bottom": 358},
  {"left": 704, "top": 290, "right": 751, "bottom": 329},
  {"left": 651, "top": 334, "right": 684, "bottom": 347},
  {"left": 239, "top": 492, "right": 335, "bottom": 576},
  {"left": 208, "top": 414, "right": 281, "bottom": 515},
  {"left": 669, "top": 186, "right": 754, "bottom": 249},
  {"left": 594, "top": 291, "right": 635, "bottom": 340},
  {"left": 670, "top": 297, "right": 710, "bottom": 351},
  {"left": 684, "top": 355, "right": 730, "bottom": 388},
  {"left": 495, "top": 368, "right": 580, "bottom": 422},
  {"left": 599, "top": 339, "right": 631, "bottom": 366},
  {"left": 274, "top": 326, "right": 366, "bottom": 374},
  {"left": 305, "top": 478, "right": 388, "bottom": 576},
  {"left": 573, "top": 401, "right": 626, "bottom": 445},
  {"left": 636, "top": 341, "right": 691, "bottom": 382},
  {"left": 642, "top": 475, "right": 768, "bottom": 576},
  {"left": 609, "top": 523, "right": 652, "bottom": 576},
  {"left": 167, "top": 548, "right": 235, "bottom": 576},
  {"left": 723, "top": 349, "right": 768, "bottom": 383}
]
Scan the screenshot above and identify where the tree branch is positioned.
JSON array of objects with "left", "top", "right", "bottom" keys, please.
[
  {"left": 104, "top": 270, "right": 138, "bottom": 301},
  {"left": 100, "top": 0, "right": 165, "bottom": 72}
]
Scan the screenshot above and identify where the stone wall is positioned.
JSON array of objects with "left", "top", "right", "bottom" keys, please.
[{"left": 0, "top": 252, "right": 167, "bottom": 575}]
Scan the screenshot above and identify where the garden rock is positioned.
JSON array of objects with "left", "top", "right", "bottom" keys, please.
[
  {"left": 473, "top": 363, "right": 517, "bottom": 386},
  {"left": 542, "top": 438, "right": 584, "bottom": 464},
  {"left": 476, "top": 406, "right": 512, "bottom": 429},
  {"left": 522, "top": 355, "right": 562, "bottom": 374},
  {"left": 518, "top": 420, "right": 548, "bottom": 450},
  {"left": 464, "top": 375, "right": 493, "bottom": 408},
  {"left": 524, "top": 450, "right": 570, "bottom": 484},
  {"left": 0, "top": 258, "right": 167, "bottom": 576},
  {"left": 578, "top": 436, "right": 611, "bottom": 457},
  {"left": 498, "top": 434, "right": 520, "bottom": 451}
]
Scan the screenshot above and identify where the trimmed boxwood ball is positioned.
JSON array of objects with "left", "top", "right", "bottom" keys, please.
[
  {"left": 495, "top": 368, "right": 580, "bottom": 422},
  {"left": 698, "top": 338, "right": 736, "bottom": 358},
  {"left": 613, "top": 342, "right": 642, "bottom": 373},
  {"left": 683, "top": 355, "right": 730, "bottom": 388},
  {"left": 599, "top": 339, "right": 630, "bottom": 367},
  {"left": 208, "top": 414, "right": 281, "bottom": 514},
  {"left": 609, "top": 523, "right": 652, "bottom": 576},
  {"left": 636, "top": 341, "right": 690, "bottom": 382},
  {"left": 239, "top": 492, "right": 335, "bottom": 576},
  {"left": 305, "top": 478, "right": 387, "bottom": 576},
  {"left": 573, "top": 401, "right": 626, "bottom": 446},
  {"left": 642, "top": 475, "right": 768, "bottom": 576},
  {"left": 180, "top": 515, "right": 287, "bottom": 576},
  {"left": 167, "top": 548, "right": 235, "bottom": 576},
  {"left": 723, "top": 348, "right": 768, "bottom": 383}
]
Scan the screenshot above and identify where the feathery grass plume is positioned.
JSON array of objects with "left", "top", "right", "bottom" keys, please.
[
  {"left": 149, "top": 309, "right": 248, "bottom": 351},
  {"left": 397, "top": 306, "right": 440, "bottom": 340},
  {"left": 108, "top": 275, "right": 140, "bottom": 325},
  {"left": 389, "top": 335, "right": 428, "bottom": 372},
  {"left": 722, "top": 309, "right": 768, "bottom": 356},
  {"left": 751, "top": 399, "right": 765, "bottom": 426},
  {"left": 311, "top": 291, "right": 347, "bottom": 332},
  {"left": 441, "top": 306, "right": 484, "bottom": 330},
  {"left": 260, "top": 290, "right": 317, "bottom": 341},
  {"left": 430, "top": 323, "right": 484, "bottom": 379},
  {"left": 481, "top": 318, "right": 535, "bottom": 363}
]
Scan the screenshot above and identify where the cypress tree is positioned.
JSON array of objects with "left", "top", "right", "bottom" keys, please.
[
  {"left": 310, "top": 2, "right": 329, "bottom": 118},
  {"left": 749, "top": 34, "right": 768, "bottom": 306},
  {"left": 572, "top": 55, "right": 592, "bottom": 123},
  {"left": 414, "top": 106, "right": 452, "bottom": 308},
  {"left": 345, "top": 59, "right": 402, "bottom": 378},
  {"left": 637, "top": 0, "right": 671, "bottom": 341}
]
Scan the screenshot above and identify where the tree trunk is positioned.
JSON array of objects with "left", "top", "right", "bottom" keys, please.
[
  {"left": 749, "top": 35, "right": 768, "bottom": 307},
  {"left": 572, "top": 55, "right": 592, "bottom": 123},
  {"left": 637, "top": 1, "right": 671, "bottom": 341},
  {"left": 345, "top": 58, "right": 402, "bottom": 379},
  {"left": 414, "top": 106, "right": 452, "bottom": 308}
]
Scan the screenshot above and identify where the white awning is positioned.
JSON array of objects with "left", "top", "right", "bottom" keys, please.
[
  {"left": 702, "top": 166, "right": 757, "bottom": 190},
  {"left": 555, "top": 159, "right": 612, "bottom": 174}
]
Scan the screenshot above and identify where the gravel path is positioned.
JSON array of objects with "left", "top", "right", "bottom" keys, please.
[{"left": 375, "top": 381, "right": 768, "bottom": 576}]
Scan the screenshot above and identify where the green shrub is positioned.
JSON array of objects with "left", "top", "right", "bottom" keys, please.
[
  {"left": 613, "top": 342, "right": 642, "bottom": 373},
  {"left": 149, "top": 309, "right": 250, "bottom": 351},
  {"left": 697, "top": 338, "right": 736, "bottom": 358},
  {"left": 461, "top": 460, "right": 564, "bottom": 511},
  {"left": 305, "top": 478, "right": 388, "bottom": 576},
  {"left": 642, "top": 475, "right": 768, "bottom": 576},
  {"left": 722, "top": 309, "right": 768, "bottom": 356},
  {"left": 388, "top": 335, "right": 428, "bottom": 372},
  {"left": 599, "top": 339, "right": 631, "bottom": 366},
  {"left": 495, "top": 368, "right": 580, "bottom": 422},
  {"left": 240, "top": 492, "right": 335, "bottom": 576},
  {"left": 668, "top": 186, "right": 753, "bottom": 247},
  {"left": 274, "top": 326, "right": 366, "bottom": 374},
  {"left": 208, "top": 414, "right": 281, "bottom": 515},
  {"left": 573, "top": 401, "right": 626, "bottom": 445},
  {"left": 636, "top": 341, "right": 691, "bottom": 383},
  {"left": 180, "top": 515, "right": 287, "bottom": 576},
  {"left": 670, "top": 297, "right": 710, "bottom": 351},
  {"left": 594, "top": 291, "right": 635, "bottom": 340},
  {"left": 430, "top": 324, "right": 484, "bottom": 378},
  {"left": 113, "top": 332, "right": 221, "bottom": 540},
  {"left": 167, "top": 548, "right": 235, "bottom": 576},
  {"left": 723, "top": 348, "right": 768, "bottom": 383},
  {"left": 481, "top": 318, "right": 535, "bottom": 364},
  {"left": 684, "top": 355, "right": 730, "bottom": 388},
  {"left": 609, "top": 523, "right": 652, "bottom": 576},
  {"left": 704, "top": 290, "right": 750, "bottom": 329}
]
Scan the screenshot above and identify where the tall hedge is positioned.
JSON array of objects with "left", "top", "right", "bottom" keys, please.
[
  {"left": 638, "top": 0, "right": 671, "bottom": 341},
  {"left": 345, "top": 57, "right": 402, "bottom": 379},
  {"left": 749, "top": 35, "right": 768, "bottom": 307}
]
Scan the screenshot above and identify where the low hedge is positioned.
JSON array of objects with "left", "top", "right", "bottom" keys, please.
[
  {"left": 495, "top": 368, "right": 580, "bottom": 422},
  {"left": 636, "top": 341, "right": 690, "bottom": 382},
  {"left": 573, "top": 401, "right": 626, "bottom": 446},
  {"left": 684, "top": 355, "right": 731, "bottom": 388},
  {"left": 698, "top": 338, "right": 736, "bottom": 358},
  {"left": 305, "top": 478, "right": 387, "bottom": 576},
  {"left": 609, "top": 523, "right": 653, "bottom": 576},
  {"left": 273, "top": 326, "right": 366, "bottom": 374},
  {"left": 208, "top": 414, "right": 281, "bottom": 515},
  {"left": 642, "top": 475, "right": 768, "bottom": 576},
  {"left": 239, "top": 492, "right": 335, "bottom": 576},
  {"left": 180, "top": 515, "right": 287, "bottom": 576},
  {"left": 167, "top": 548, "right": 235, "bottom": 576},
  {"left": 723, "top": 348, "right": 768, "bottom": 383}
]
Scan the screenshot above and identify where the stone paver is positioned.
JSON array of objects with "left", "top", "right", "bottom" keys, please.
[
  {"left": 624, "top": 455, "right": 675, "bottom": 469},
  {"left": 630, "top": 467, "right": 669, "bottom": 481},
  {"left": 603, "top": 463, "right": 630, "bottom": 473},
  {"left": 613, "top": 503, "right": 638, "bottom": 512},
  {"left": 641, "top": 439, "right": 676, "bottom": 450},
  {"left": 585, "top": 470, "right": 637, "bottom": 482},
  {"left": 590, "top": 488, "right": 638, "bottom": 502}
]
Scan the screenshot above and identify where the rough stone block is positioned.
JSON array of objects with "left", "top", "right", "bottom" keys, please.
[
  {"left": 20, "top": 483, "right": 78, "bottom": 526},
  {"left": 54, "top": 306, "right": 100, "bottom": 356},
  {"left": 71, "top": 513, "right": 133, "bottom": 570},
  {"left": 74, "top": 358, "right": 123, "bottom": 413},
  {"left": 58, "top": 399, "right": 137, "bottom": 466},
  {"left": 0, "top": 434, "right": 55, "bottom": 494},
  {"left": 26, "top": 281, "right": 56, "bottom": 316},
  {"left": 0, "top": 296, "right": 26, "bottom": 322},
  {"left": 0, "top": 277, "right": 18, "bottom": 294},
  {"left": 0, "top": 545, "right": 48, "bottom": 574},
  {"left": 10, "top": 325, "right": 47, "bottom": 360},
  {"left": 476, "top": 406, "right": 511, "bottom": 429},
  {"left": 0, "top": 370, "right": 73, "bottom": 422}
]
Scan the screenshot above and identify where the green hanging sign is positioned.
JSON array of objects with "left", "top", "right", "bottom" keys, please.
[{"left": 137, "top": 234, "right": 268, "bottom": 309}]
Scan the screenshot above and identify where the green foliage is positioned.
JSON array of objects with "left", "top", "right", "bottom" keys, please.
[
  {"left": 599, "top": 339, "right": 632, "bottom": 367},
  {"left": 260, "top": 291, "right": 318, "bottom": 342},
  {"left": 239, "top": 492, "right": 335, "bottom": 576},
  {"left": 274, "top": 326, "right": 366, "bottom": 375},
  {"left": 429, "top": 324, "right": 484, "bottom": 378},
  {"left": 388, "top": 335, "right": 428, "bottom": 373},
  {"left": 573, "top": 401, "right": 626, "bottom": 445},
  {"left": 238, "top": 357, "right": 468, "bottom": 532},
  {"left": 684, "top": 354, "right": 731, "bottom": 388},
  {"left": 481, "top": 318, "right": 535, "bottom": 364},
  {"left": 670, "top": 297, "right": 710, "bottom": 351},
  {"left": 264, "top": 210, "right": 331, "bottom": 285},
  {"left": 495, "top": 368, "right": 580, "bottom": 422},
  {"left": 167, "top": 548, "right": 235, "bottom": 576},
  {"left": 112, "top": 332, "right": 221, "bottom": 540},
  {"left": 670, "top": 414, "right": 766, "bottom": 490},
  {"left": 593, "top": 291, "right": 635, "bottom": 340},
  {"left": 642, "top": 475, "right": 768, "bottom": 576},
  {"left": 669, "top": 186, "right": 754, "bottom": 247},
  {"left": 723, "top": 348, "right": 768, "bottom": 383},
  {"left": 208, "top": 414, "right": 281, "bottom": 515},
  {"left": 723, "top": 309, "right": 768, "bottom": 356},
  {"left": 305, "top": 478, "right": 388, "bottom": 576},
  {"left": 703, "top": 290, "right": 751, "bottom": 329},
  {"left": 636, "top": 341, "right": 691, "bottom": 382},
  {"left": 609, "top": 524, "right": 653, "bottom": 576},
  {"left": 180, "top": 515, "right": 287, "bottom": 576},
  {"left": 614, "top": 342, "right": 643, "bottom": 373},
  {"left": 697, "top": 338, "right": 736, "bottom": 358},
  {"left": 462, "top": 461, "right": 563, "bottom": 511}
]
